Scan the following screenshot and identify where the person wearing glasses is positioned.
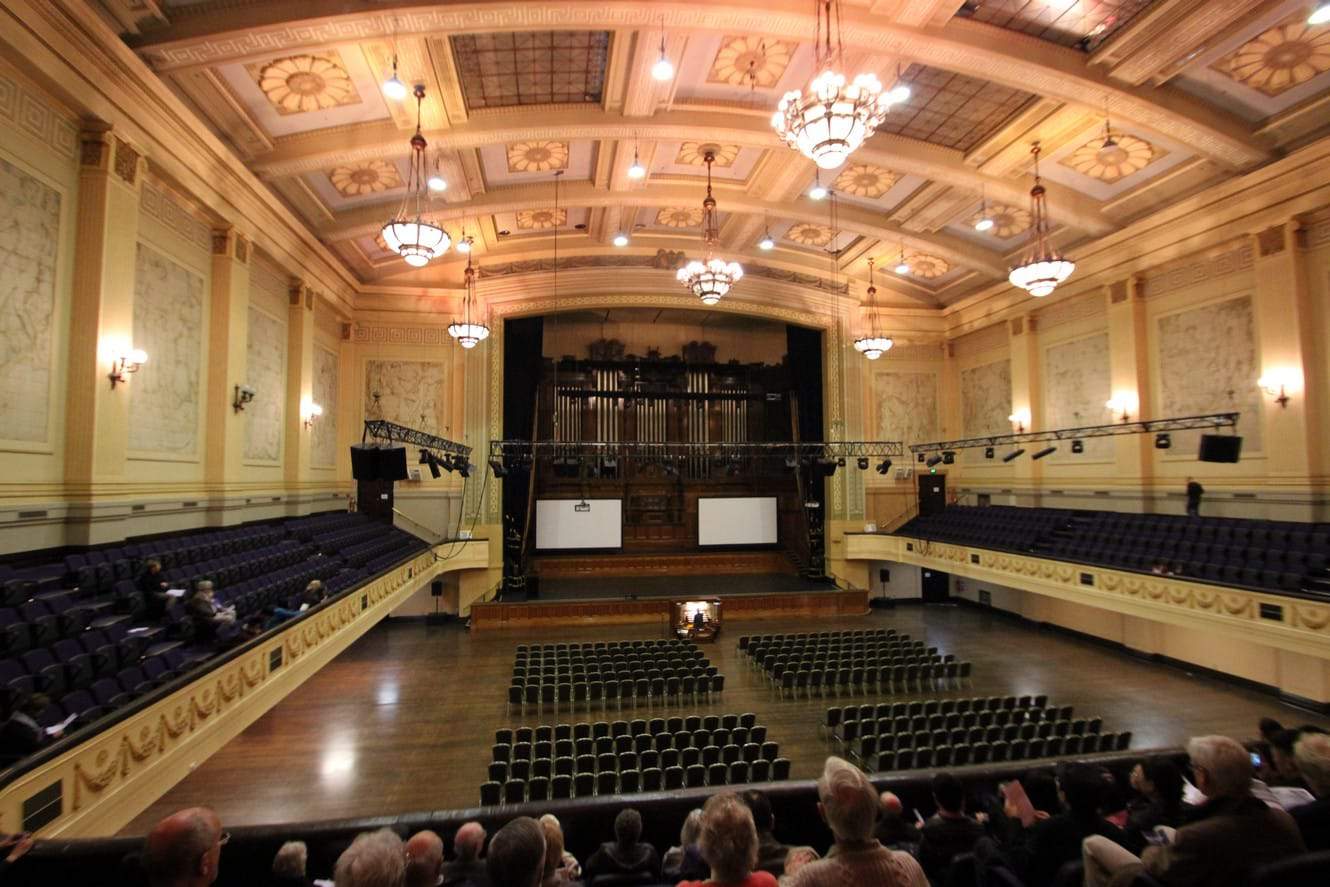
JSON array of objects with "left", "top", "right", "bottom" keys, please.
[{"left": 142, "top": 807, "right": 227, "bottom": 887}]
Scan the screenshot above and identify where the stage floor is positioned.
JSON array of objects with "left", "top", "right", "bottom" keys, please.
[{"left": 515, "top": 572, "right": 836, "bottom": 602}]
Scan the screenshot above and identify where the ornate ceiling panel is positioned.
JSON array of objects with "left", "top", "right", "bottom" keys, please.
[
  {"left": 956, "top": 0, "right": 1161, "bottom": 50},
  {"left": 876, "top": 64, "right": 1038, "bottom": 153},
  {"left": 1209, "top": 14, "right": 1330, "bottom": 98},
  {"left": 449, "top": 30, "right": 612, "bottom": 110}
]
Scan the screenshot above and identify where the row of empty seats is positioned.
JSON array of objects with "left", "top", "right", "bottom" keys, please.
[{"left": 508, "top": 639, "right": 723, "bottom": 712}]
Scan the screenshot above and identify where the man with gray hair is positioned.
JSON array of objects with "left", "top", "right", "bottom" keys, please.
[
  {"left": 184, "top": 579, "right": 235, "bottom": 642},
  {"left": 444, "top": 821, "right": 489, "bottom": 887},
  {"left": 142, "top": 806, "right": 226, "bottom": 887},
  {"left": 334, "top": 828, "right": 406, "bottom": 887},
  {"left": 786, "top": 757, "right": 927, "bottom": 887},
  {"left": 1083, "top": 735, "right": 1305, "bottom": 887},
  {"left": 1293, "top": 731, "right": 1330, "bottom": 850},
  {"left": 405, "top": 830, "right": 445, "bottom": 887},
  {"left": 271, "top": 841, "right": 308, "bottom": 887},
  {"left": 486, "top": 817, "right": 545, "bottom": 887}
]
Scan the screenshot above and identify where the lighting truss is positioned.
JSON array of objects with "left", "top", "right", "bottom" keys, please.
[
  {"left": 907, "top": 412, "right": 1239, "bottom": 455},
  {"left": 362, "top": 420, "right": 471, "bottom": 458},
  {"left": 490, "top": 439, "right": 904, "bottom": 463}
]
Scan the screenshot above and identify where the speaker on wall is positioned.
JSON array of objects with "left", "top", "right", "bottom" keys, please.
[
  {"left": 380, "top": 446, "right": 409, "bottom": 481},
  {"left": 350, "top": 444, "right": 410, "bottom": 480},
  {"left": 1198, "top": 434, "right": 1243, "bottom": 463},
  {"left": 879, "top": 568, "right": 890, "bottom": 583}
]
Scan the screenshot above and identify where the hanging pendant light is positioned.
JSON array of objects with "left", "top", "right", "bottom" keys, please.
[
  {"left": 447, "top": 252, "right": 489, "bottom": 349},
  {"left": 1008, "top": 142, "right": 1075, "bottom": 298},
  {"left": 893, "top": 244, "right": 910, "bottom": 276},
  {"left": 380, "top": 85, "right": 450, "bottom": 267},
  {"left": 651, "top": 16, "right": 675, "bottom": 81},
  {"left": 974, "top": 184, "right": 994, "bottom": 232},
  {"left": 854, "top": 258, "right": 893, "bottom": 360},
  {"left": 772, "top": 0, "right": 907, "bottom": 169},
  {"left": 677, "top": 151, "right": 743, "bottom": 305}
]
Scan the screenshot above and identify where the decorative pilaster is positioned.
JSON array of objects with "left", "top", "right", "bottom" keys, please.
[
  {"left": 204, "top": 228, "right": 250, "bottom": 489},
  {"left": 1008, "top": 313, "right": 1040, "bottom": 489},
  {"left": 284, "top": 280, "right": 316, "bottom": 484},
  {"left": 63, "top": 126, "right": 145, "bottom": 499}
]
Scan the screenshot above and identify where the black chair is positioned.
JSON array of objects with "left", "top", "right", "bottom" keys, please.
[{"left": 480, "top": 781, "right": 501, "bottom": 807}]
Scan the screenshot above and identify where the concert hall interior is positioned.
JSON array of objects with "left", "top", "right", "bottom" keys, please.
[{"left": 3, "top": 1, "right": 1330, "bottom": 884}]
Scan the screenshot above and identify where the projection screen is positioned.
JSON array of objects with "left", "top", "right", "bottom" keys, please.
[
  {"left": 698, "top": 497, "right": 778, "bottom": 546},
  {"left": 535, "top": 499, "right": 623, "bottom": 550}
]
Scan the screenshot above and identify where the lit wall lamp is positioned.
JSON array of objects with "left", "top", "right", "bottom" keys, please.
[
  {"left": 109, "top": 349, "right": 147, "bottom": 388},
  {"left": 1104, "top": 392, "right": 1138, "bottom": 423},
  {"left": 233, "top": 384, "right": 256, "bottom": 413},
  {"left": 1008, "top": 408, "right": 1031, "bottom": 434},
  {"left": 301, "top": 400, "right": 324, "bottom": 429},
  {"left": 1258, "top": 369, "right": 1300, "bottom": 409}
]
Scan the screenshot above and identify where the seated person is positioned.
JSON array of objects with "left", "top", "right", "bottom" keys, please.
[
  {"left": 777, "top": 848, "right": 818, "bottom": 887},
  {"left": 663, "top": 809, "right": 707, "bottom": 883},
  {"left": 136, "top": 557, "right": 169, "bottom": 619},
  {"left": 1002, "top": 763, "right": 1126, "bottom": 887},
  {"left": 584, "top": 808, "right": 660, "bottom": 884},
  {"left": 0, "top": 694, "right": 63, "bottom": 762},
  {"left": 301, "top": 579, "right": 327, "bottom": 608},
  {"left": 1292, "top": 731, "right": 1330, "bottom": 851},
  {"left": 679, "top": 792, "right": 778, "bottom": 887},
  {"left": 184, "top": 580, "right": 235, "bottom": 642},
  {"left": 916, "top": 773, "right": 987, "bottom": 884},
  {"left": 443, "top": 821, "right": 489, "bottom": 887},
  {"left": 874, "top": 791, "right": 919, "bottom": 850},
  {"left": 1122, "top": 759, "right": 1189, "bottom": 852},
  {"left": 741, "top": 789, "right": 789, "bottom": 876}
]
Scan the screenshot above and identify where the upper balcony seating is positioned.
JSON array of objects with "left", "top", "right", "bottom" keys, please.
[
  {"left": 0, "top": 511, "right": 428, "bottom": 767},
  {"left": 895, "top": 505, "right": 1330, "bottom": 597}
]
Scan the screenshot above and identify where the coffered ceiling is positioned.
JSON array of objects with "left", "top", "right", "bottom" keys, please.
[{"left": 97, "top": 0, "right": 1330, "bottom": 310}]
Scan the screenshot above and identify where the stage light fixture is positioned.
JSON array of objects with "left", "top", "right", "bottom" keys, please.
[
  {"left": 942, "top": 451, "right": 955, "bottom": 465},
  {"left": 875, "top": 459, "right": 892, "bottom": 475},
  {"left": 925, "top": 454, "right": 943, "bottom": 468},
  {"left": 817, "top": 458, "right": 839, "bottom": 478},
  {"left": 456, "top": 460, "right": 471, "bottom": 478},
  {"left": 784, "top": 455, "right": 798, "bottom": 470},
  {"left": 1155, "top": 432, "right": 1171, "bottom": 450},
  {"left": 1031, "top": 446, "right": 1057, "bottom": 460},
  {"left": 916, "top": 453, "right": 926, "bottom": 463},
  {"left": 1071, "top": 439, "right": 1084, "bottom": 454},
  {"left": 857, "top": 457, "right": 870, "bottom": 470},
  {"left": 418, "top": 449, "right": 430, "bottom": 464},
  {"left": 984, "top": 447, "right": 995, "bottom": 459},
  {"left": 426, "top": 454, "right": 442, "bottom": 479},
  {"left": 489, "top": 459, "right": 509, "bottom": 478},
  {"left": 1003, "top": 449, "right": 1026, "bottom": 463}
]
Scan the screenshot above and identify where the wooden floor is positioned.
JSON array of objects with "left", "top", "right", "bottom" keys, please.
[{"left": 125, "top": 602, "right": 1330, "bottom": 834}]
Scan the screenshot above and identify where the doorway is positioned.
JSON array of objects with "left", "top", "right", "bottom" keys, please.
[
  {"left": 921, "top": 568, "right": 950, "bottom": 603},
  {"left": 918, "top": 472, "right": 947, "bottom": 516}
]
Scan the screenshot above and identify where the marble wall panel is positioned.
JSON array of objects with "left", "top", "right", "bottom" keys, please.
[
  {"left": 364, "top": 360, "right": 448, "bottom": 457},
  {"left": 312, "top": 345, "right": 339, "bottom": 468},
  {"left": 1158, "top": 296, "right": 1261, "bottom": 452},
  {"left": 129, "top": 243, "right": 203, "bottom": 455},
  {"left": 243, "top": 306, "right": 285, "bottom": 462},
  {"left": 873, "top": 371, "right": 938, "bottom": 448},
  {"left": 1044, "top": 332, "right": 1112, "bottom": 460},
  {"left": 961, "top": 359, "right": 1012, "bottom": 463}
]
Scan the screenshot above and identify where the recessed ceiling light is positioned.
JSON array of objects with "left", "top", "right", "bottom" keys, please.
[
  {"left": 1310, "top": 2, "right": 1330, "bottom": 24},
  {"left": 427, "top": 174, "right": 446, "bottom": 192},
  {"left": 894, "top": 260, "right": 910, "bottom": 275},
  {"left": 613, "top": 231, "right": 629, "bottom": 247},
  {"left": 975, "top": 216, "right": 994, "bottom": 232},
  {"left": 808, "top": 183, "right": 828, "bottom": 200},
  {"left": 759, "top": 234, "right": 775, "bottom": 250}
]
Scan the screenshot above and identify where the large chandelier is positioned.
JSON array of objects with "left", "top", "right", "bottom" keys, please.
[
  {"left": 447, "top": 252, "right": 489, "bottom": 349},
  {"left": 853, "top": 258, "right": 893, "bottom": 360},
  {"left": 1008, "top": 142, "right": 1075, "bottom": 298},
  {"left": 772, "top": 0, "right": 909, "bottom": 170},
  {"left": 677, "top": 150, "right": 743, "bottom": 305},
  {"left": 381, "top": 84, "right": 450, "bottom": 267}
]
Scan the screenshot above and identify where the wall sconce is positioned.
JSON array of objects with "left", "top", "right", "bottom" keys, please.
[
  {"left": 233, "top": 384, "right": 256, "bottom": 413},
  {"left": 1008, "top": 408, "right": 1031, "bottom": 433},
  {"left": 1258, "top": 369, "right": 1300, "bottom": 409},
  {"left": 1104, "top": 393, "right": 1138, "bottom": 423},
  {"left": 301, "top": 401, "right": 324, "bottom": 428},
  {"left": 109, "top": 349, "right": 147, "bottom": 388}
]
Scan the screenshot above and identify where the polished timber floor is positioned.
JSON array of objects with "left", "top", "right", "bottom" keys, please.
[{"left": 125, "top": 602, "right": 1330, "bottom": 833}]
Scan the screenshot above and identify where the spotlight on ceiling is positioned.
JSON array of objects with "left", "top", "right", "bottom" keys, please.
[
  {"left": 925, "top": 454, "right": 943, "bottom": 468},
  {"left": 875, "top": 459, "right": 892, "bottom": 475},
  {"left": 1003, "top": 448, "right": 1026, "bottom": 463},
  {"left": 1070, "top": 439, "right": 1084, "bottom": 454},
  {"left": 984, "top": 447, "right": 995, "bottom": 460},
  {"left": 1155, "top": 432, "right": 1172, "bottom": 450},
  {"left": 942, "top": 451, "right": 955, "bottom": 465},
  {"left": 1031, "top": 446, "right": 1057, "bottom": 460},
  {"left": 857, "top": 457, "right": 870, "bottom": 470}
]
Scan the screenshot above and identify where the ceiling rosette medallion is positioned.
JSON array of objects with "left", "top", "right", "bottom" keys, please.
[
  {"left": 329, "top": 160, "right": 402, "bottom": 196},
  {"left": 506, "top": 140, "right": 570, "bottom": 173},
  {"left": 832, "top": 163, "right": 900, "bottom": 198},
  {"left": 250, "top": 52, "right": 360, "bottom": 115}
]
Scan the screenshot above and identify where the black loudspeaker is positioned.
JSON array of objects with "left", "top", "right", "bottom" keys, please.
[
  {"left": 526, "top": 576, "right": 540, "bottom": 599},
  {"left": 379, "top": 446, "right": 409, "bottom": 480},
  {"left": 1198, "top": 434, "right": 1243, "bottom": 463},
  {"left": 350, "top": 444, "right": 379, "bottom": 480},
  {"left": 431, "top": 580, "right": 444, "bottom": 597},
  {"left": 879, "top": 568, "right": 890, "bottom": 583}
]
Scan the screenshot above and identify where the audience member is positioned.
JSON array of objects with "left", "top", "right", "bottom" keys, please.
[
  {"left": 302, "top": 579, "right": 328, "bottom": 607},
  {"left": 271, "top": 841, "right": 310, "bottom": 887},
  {"left": 405, "top": 830, "right": 445, "bottom": 887},
  {"left": 776, "top": 848, "right": 818, "bottom": 887},
  {"left": 584, "top": 809, "right": 660, "bottom": 884},
  {"left": 1266, "top": 729, "right": 1310, "bottom": 789},
  {"left": 663, "top": 809, "right": 707, "bottom": 883},
  {"left": 137, "top": 557, "right": 170, "bottom": 619},
  {"left": 1082, "top": 735, "right": 1306, "bottom": 887},
  {"left": 785, "top": 757, "right": 927, "bottom": 887},
  {"left": 444, "top": 822, "right": 489, "bottom": 887},
  {"left": 678, "top": 792, "right": 777, "bottom": 887},
  {"left": 916, "top": 773, "right": 987, "bottom": 884},
  {"left": 1122, "top": 760, "right": 1188, "bottom": 851},
  {"left": 1006, "top": 763, "right": 1125, "bottom": 887},
  {"left": 741, "top": 789, "right": 789, "bottom": 876},
  {"left": 0, "top": 832, "right": 34, "bottom": 878},
  {"left": 185, "top": 580, "right": 235, "bottom": 643},
  {"left": 0, "top": 693, "right": 61, "bottom": 761},
  {"left": 334, "top": 828, "right": 405, "bottom": 887},
  {"left": 487, "top": 818, "right": 546, "bottom": 887},
  {"left": 1022, "top": 772, "right": 1062, "bottom": 819},
  {"left": 874, "top": 792, "right": 919, "bottom": 850},
  {"left": 1292, "top": 732, "right": 1330, "bottom": 850},
  {"left": 142, "top": 806, "right": 226, "bottom": 887},
  {"left": 538, "top": 817, "right": 575, "bottom": 887},
  {"left": 538, "top": 815, "right": 582, "bottom": 882}
]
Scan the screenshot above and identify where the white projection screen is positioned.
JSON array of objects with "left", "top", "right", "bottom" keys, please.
[
  {"left": 535, "top": 499, "right": 623, "bottom": 550},
  {"left": 698, "top": 497, "right": 778, "bottom": 546}
]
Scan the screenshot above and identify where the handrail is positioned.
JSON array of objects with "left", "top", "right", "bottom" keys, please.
[{"left": 390, "top": 508, "right": 450, "bottom": 543}]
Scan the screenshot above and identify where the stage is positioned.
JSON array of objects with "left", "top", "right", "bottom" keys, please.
[{"left": 470, "top": 572, "right": 867, "bottom": 631}]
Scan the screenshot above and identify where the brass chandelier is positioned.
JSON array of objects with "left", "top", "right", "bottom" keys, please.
[
  {"left": 1008, "top": 142, "right": 1075, "bottom": 298},
  {"left": 447, "top": 251, "right": 489, "bottom": 349},
  {"left": 676, "top": 151, "right": 743, "bottom": 305},
  {"left": 380, "top": 84, "right": 450, "bottom": 267},
  {"left": 853, "top": 258, "right": 893, "bottom": 360}
]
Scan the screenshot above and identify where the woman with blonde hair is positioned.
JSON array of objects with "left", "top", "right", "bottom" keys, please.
[{"left": 678, "top": 792, "right": 777, "bottom": 887}]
